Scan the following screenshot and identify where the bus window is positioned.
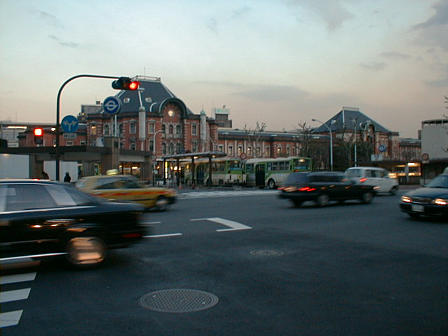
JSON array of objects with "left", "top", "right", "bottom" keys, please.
[{"left": 246, "top": 164, "right": 254, "bottom": 174}]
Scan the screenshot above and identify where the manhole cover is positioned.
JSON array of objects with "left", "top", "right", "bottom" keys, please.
[
  {"left": 139, "top": 289, "right": 219, "bottom": 313},
  {"left": 250, "top": 249, "right": 284, "bottom": 257}
]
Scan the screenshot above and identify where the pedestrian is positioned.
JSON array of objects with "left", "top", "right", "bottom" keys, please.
[
  {"left": 42, "top": 171, "right": 49, "bottom": 179},
  {"left": 64, "top": 172, "right": 71, "bottom": 183}
]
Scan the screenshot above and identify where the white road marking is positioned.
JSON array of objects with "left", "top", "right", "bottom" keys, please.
[
  {"left": 142, "top": 221, "right": 161, "bottom": 226},
  {"left": 0, "top": 310, "right": 23, "bottom": 328},
  {"left": 0, "top": 288, "right": 31, "bottom": 303},
  {"left": 179, "top": 190, "right": 277, "bottom": 199},
  {"left": 190, "top": 217, "right": 252, "bottom": 232},
  {"left": 144, "top": 233, "right": 183, "bottom": 238},
  {"left": 0, "top": 272, "right": 36, "bottom": 285}
]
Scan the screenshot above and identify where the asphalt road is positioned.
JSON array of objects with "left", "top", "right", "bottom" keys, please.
[{"left": 1, "top": 190, "right": 447, "bottom": 336}]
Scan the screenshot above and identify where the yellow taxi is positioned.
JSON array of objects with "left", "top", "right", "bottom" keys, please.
[{"left": 76, "top": 174, "right": 176, "bottom": 211}]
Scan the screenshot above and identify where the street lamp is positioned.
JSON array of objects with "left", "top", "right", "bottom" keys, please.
[
  {"left": 352, "top": 119, "right": 358, "bottom": 167},
  {"left": 312, "top": 118, "right": 334, "bottom": 171},
  {"left": 152, "top": 129, "right": 164, "bottom": 186}
]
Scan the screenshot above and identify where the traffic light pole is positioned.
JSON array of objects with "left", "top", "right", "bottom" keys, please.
[{"left": 56, "top": 74, "right": 120, "bottom": 181}]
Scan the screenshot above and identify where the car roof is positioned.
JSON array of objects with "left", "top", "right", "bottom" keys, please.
[{"left": 0, "top": 179, "right": 59, "bottom": 185}]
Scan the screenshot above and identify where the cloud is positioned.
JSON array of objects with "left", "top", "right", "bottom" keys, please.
[
  {"left": 48, "top": 35, "right": 79, "bottom": 48},
  {"left": 426, "top": 64, "right": 448, "bottom": 87},
  {"left": 359, "top": 62, "right": 387, "bottom": 71},
  {"left": 379, "top": 51, "right": 411, "bottom": 60},
  {"left": 36, "top": 10, "right": 64, "bottom": 29},
  {"left": 414, "top": 1, "right": 448, "bottom": 29},
  {"left": 413, "top": 1, "right": 448, "bottom": 50},
  {"left": 287, "top": 0, "right": 354, "bottom": 31},
  {"left": 233, "top": 84, "right": 309, "bottom": 102},
  {"left": 206, "top": 6, "right": 252, "bottom": 34}
]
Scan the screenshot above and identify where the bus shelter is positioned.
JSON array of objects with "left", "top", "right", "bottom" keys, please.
[{"left": 161, "top": 151, "right": 227, "bottom": 187}]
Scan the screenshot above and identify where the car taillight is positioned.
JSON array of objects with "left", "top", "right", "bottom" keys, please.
[
  {"left": 360, "top": 178, "right": 367, "bottom": 183},
  {"left": 122, "top": 233, "right": 142, "bottom": 239},
  {"left": 299, "top": 187, "right": 316, "bottom": 192}
]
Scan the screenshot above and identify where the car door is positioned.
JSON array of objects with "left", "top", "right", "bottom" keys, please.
[{"left": 0, "top": 183, "right": 66, "bottom": 256}]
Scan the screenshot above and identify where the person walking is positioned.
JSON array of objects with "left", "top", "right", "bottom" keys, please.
[{"left": 64, "top": 172, "right": 71, "bottom": 183}]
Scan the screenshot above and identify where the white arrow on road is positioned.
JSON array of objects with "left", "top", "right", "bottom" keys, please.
[{"left": 190, "top": 217, "right": 252, "bottom": 232}]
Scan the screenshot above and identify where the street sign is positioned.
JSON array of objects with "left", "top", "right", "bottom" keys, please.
[
  {"left": 61, "top": 115, "right": 79, "bottom": 133},
  {"left": 103, "top": 96, "right": 121, "bottom": 115},
  {"left": 378, "top": 144, "right": 386, "bottom": 152}
]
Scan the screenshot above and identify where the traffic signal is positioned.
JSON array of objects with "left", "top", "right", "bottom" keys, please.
[
  {"left": 112, "top": 77, "right": 140, "bottom": 90},
  {"left": 34, "top": 128, "right": 44, "bottom": 145}
]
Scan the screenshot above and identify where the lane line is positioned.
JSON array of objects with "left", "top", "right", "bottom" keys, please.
[
  {"left": 0, "top": 288, "right": 31, "bottom": 303},
  {"left": 0, "top": 310, "right": 23, "bottom": 328},
  {"left": 190, "top": 217, "right": 252, "bottom": 232},
  {"left": 142, "top": 221, "right": 161, "bottom": 226},
  {"left": 144, "top": 233, "right": 183, "bottom": 238},
  {"left": 0, "top": 273, "right": 36, "bottom": 285}
]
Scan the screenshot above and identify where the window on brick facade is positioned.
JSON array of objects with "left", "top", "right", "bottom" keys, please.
[
  {"left": 169, "top": 125, "right": 174, "bottom": 134},
  {"left": 130, "top": 121, "right": 136, "bottom": 134},
  {"left": 277, "top": 145, "right": 282, "bottom": 154},
  {"left": 192, "top": 124, "right": 197, "bottom": 135},
  {"left": 149, "top": 140, "right": 154, "bottom": 152},
  {"left": 176, "top": 125, "right": 181, "bottom": 135},
  {"left": 162, "top": 124, "right": 166, "bottom": 134},
  {"left": 176, "top": 143, "right": 182, "bottom": 154},
  {"left": 130, "top": 141, "right": 136, "bottom": 150},
  {"left": 192, "top": 140, "right": 198, "bottom": 152},
  {"left": 238, "top": 146, "right": 243, "bottom": 156},
  {"left": 162, "top": 143, "right": 166, "bottom": 155},
  {"left": 228, "top": 146, "right": 233, "bottom": 156},
  {"left": 219, "top": 145, "right": 224, "bottom": 152},
  {"left": 104, "top": 124, "right": 110, "bottom": 136},
  {"left": 169, "top": 143, "right": 174, "bottom": 154},
  {"left": 148, "top": 122, "right": 155, "bottom": 134}
]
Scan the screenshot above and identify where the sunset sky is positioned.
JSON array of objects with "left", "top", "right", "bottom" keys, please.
[{"left": 1, "top": 0, "right": 447, "bottom": 138}]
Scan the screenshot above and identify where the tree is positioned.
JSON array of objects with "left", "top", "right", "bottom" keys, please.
[{"left": 243, "top": 121, "right": 267, "bottom": 158}]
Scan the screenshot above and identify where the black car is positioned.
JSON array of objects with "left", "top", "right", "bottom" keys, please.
[
  {"left": 400, "top": 174, "right": 448, "bottom": 219},
  {"left": 0, "top": 179, "right": 147, "bottom": 266},
  {"left": 278, "top": 171, "right": 376, "bottom": 207}
]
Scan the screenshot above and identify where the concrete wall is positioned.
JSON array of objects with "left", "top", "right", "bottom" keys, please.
[{"left": 421, "top": 123, "right": 448, "bottom": 160}]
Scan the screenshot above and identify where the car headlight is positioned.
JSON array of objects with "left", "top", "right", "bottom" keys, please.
[
  {"left": 433, "top": 198, "right": 448, "bottom": 206},
  {"left": 401, "top": 196, "right": 412, "bottom": 203}
]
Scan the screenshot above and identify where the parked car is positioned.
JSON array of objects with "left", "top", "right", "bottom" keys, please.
[
  {"left": 278, "top": 171, "right": 376, "bottom": 207},
  {"left": 76, "top": 175, "right": 176, "bottom": 211},
  {"left": 345, "top": 167, "right": 399, "bottom": 194},
  {"left": 400, "top": 173, "right": 448, "bottom": 219},
  {"left": 0, "top": 179, "right": 146, "bottom": 266}
]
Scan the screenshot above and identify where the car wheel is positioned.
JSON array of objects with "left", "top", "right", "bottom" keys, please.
[
  {"left": 267, "top": 179, "right": 276, "bottom": 189},
  {"left": 316, "top": 194, "right": 329, "bottom": 207},
  {"left": 66, "top": 237, "right": 106, "bottom": 267},
  {"left": 361, "top": 192, "right": 373, "bottom": 204},
  {"left": 389, "top": 186, "right": 398, "bottom": 195},
  {"left": 291, "top": 199, "right": 303, "bottom": 207},
  {"left": 155, "top": 196, "right": 169, "bottom": 211}
]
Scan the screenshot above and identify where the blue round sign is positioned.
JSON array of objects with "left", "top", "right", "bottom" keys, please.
[
  {"left": 103, "top": 96, "right": 121, "bottom": 115},
  {"left": 61, "top": 115, "right": 79, "bottom": 133},
  {"left": 378, "top": 144, "right": 386, "bottom": 152}
]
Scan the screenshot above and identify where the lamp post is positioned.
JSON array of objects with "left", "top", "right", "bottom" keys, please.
[
  {"left": 152, "top": 129, "right": 164, "bottom": 186},
  {"left": 312, "top": 118, "right": 333, "bottom": 171},
  {"left": 353, "top": 119, "right": 358, "bottom": 167}
]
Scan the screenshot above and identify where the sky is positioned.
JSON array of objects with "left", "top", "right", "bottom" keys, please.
[{"left": 0, "top": 0, "right": 447, "bottom": 138}]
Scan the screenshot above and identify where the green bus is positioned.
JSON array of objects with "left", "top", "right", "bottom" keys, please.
[{"left": 244, "top": 156, "right": 312, "bottom": 189}]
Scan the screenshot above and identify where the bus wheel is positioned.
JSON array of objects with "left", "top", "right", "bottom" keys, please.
[{"left": 267, "top": 179, "right": 276, "bottom": 189}]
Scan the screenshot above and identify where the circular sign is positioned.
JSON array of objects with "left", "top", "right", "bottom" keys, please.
[
  {"left": 378, "top": 144, "right": 386, "bottom": 152},
  {"left": 103, "top": 96, "right": 122, "bottom": 115},
  {"left": 422, "top": 153, "right": 429, "bottom": 161},
  {"left": 61, "top": 115, "right": 79, "bottom": 133},
  {"left": 240, "top": 153, "right": 247, "bottom": 160}
]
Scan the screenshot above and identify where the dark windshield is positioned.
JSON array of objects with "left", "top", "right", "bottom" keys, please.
[
  {"left": 427, "top": 175, "right": 448, "bottom": 188},
  {"left": 285, "top": 173, "right": 309, "bottom": 185}
]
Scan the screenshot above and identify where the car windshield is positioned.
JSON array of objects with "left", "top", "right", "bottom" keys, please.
[{"left": 426, "top": 175, "right": 448, "bottom": 188}]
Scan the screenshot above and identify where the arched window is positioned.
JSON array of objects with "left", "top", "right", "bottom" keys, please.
[
  {"left": 169, "top": 125, "right": 174, "bottom": 134},
  {"left": 176, "top": 125, "right": 181, "bottom": 134},
  {"left": 169, "top": 143, "right": 174, "bottom": 154},
  {"left": 162, "top": 124, "right": 166, "bottom": 134},
  {"left": 162, "top": 143, "right": 167, "bottom": 154}
]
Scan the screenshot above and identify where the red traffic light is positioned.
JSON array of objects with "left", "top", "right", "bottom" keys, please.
[
  {"left": 112, "top": 77, "right": 140, "bottom": 91},
  {"left": 128, "top": 81, "right": 139, "bottom": 90},
  {"left": 34, "top": 128, "right": 43, "bottom": 136}
]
